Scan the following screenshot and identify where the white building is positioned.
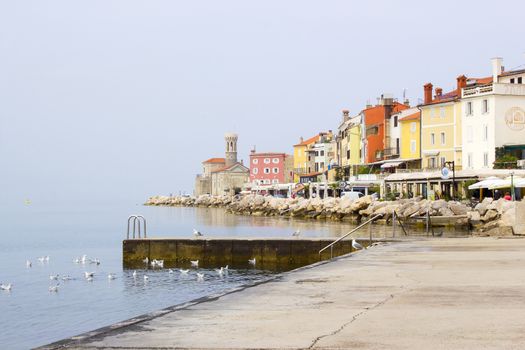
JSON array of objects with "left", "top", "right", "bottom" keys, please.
[{"left": 461, "top": 57, "right": 525, "bottom": 170}]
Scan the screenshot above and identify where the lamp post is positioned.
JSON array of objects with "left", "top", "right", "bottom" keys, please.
[
  {"left": 511, "top": 171, "right": 515, "bottom": 201},
  {"left": 444, "top": 161, "right": 456, "bottom": 200}
]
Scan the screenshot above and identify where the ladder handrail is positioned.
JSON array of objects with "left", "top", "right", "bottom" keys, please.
[
  {"left": 127, "top": 215, "right": 147, "bottom": 239},
  {"left": 319, "top": 213, "right": 383, "bottom": 255}
]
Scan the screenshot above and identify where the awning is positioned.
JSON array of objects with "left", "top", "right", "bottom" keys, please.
[
  {"left": 381, "top": 161, "right": 403, "bottom": 169},
  {"left": 467, "top": 176, "right": 501, "bottom": 190},
  {"left": 423, "top": 150, "right": 440, "bottom": 156},
  {"left": 488, "top": 176, "right": 524, "bottom": 190}
]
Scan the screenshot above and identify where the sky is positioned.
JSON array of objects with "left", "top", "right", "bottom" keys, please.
[{"left": 1, "top": 0, "right": 524, "bottom": 204}]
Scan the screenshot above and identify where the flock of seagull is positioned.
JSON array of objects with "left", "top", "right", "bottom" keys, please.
[{"left": 1, "top": 228, "right": 368, "bottom": 294}]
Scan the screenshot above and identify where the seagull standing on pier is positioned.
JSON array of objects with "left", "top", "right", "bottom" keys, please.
[
  {"left": 193, "top": 228, "right": 203, "bottom": 238},
  {"left": 352, "top": 239, "right": 364, "bottom": 251}
]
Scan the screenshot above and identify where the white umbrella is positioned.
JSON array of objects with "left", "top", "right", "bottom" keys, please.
[
  {"left": 488, "top": 176, "right": 523, "bottom": 190},
  {"left": 468, "top": 176, "right": 501, "bottom": 190},
  {"left": 515, "top": 178, "right": 525, "bottom": 188}
]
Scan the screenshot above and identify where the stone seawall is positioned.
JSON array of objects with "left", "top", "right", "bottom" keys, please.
[{"left": 145, "top": 195, "right": 518, "bottom": 236}]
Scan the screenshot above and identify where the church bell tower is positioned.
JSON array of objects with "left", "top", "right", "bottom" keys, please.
[{"left": 225, "top": 132, "right": 238, "bottom": 167}]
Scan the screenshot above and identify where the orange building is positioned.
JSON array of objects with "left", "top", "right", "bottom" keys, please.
[{"left": 363, "top": 95, "right": 409, "bottom": 164}]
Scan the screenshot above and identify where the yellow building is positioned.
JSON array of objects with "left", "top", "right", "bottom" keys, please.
[
  {"left": 336, "top": 111, "right": 363, "bottom": 178},
  {"left": 293, "top": 134, "right": 320, "bottom": 182},
  {"left": 399, "top": 111, "right": 421, "bottom": 160},
  {"left": 420, "top": 80, "right": 464, "bottom": 170}
]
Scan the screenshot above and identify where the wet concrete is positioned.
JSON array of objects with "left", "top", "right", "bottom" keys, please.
[{"left": 40, "top": 237, "right": 525, "bottom": 350}]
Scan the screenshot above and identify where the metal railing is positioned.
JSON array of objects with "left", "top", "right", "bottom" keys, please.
[
  {"left": 319, "top": 214, "right": 383, "bottom": 259},
  {"left": 127, "top": 215, "right": 147, "bottom": 239}
]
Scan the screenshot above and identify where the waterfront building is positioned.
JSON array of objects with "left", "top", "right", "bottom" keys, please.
[
  {"left": 293, "top": 132, "right": 332, "bottom": 182},
  {"left": 362, "top": 95, "right": 409, "bottom": 166},
  {"left": 420, "top": 77, "right": 465, "bottom": 171},
  {"left": 336, "top": 110, "right": 364, "bottom": 178},
  {"left": 249, "top": 151, "right": 294, "bottom": 186},
  {"left": 194, "top": 133, "right": 249, "bottom": 196},
  {"left": 461, "top": 57, "right": 525, "bottom": 170}
]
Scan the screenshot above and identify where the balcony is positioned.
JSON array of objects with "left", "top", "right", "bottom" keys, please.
[
  {"left": 383, "top": 147, "right": 400, "bottom": 158},
  {"left": 462, "top": 83, "right": 525, "bottom": 98}
]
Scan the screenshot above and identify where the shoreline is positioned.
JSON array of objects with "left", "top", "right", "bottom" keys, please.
[
  {"left": 145, "top": 194, "right": 519, "bottom": 236},
  {"left": 38, "top": 237, "right": 525, "bottom": 349}
]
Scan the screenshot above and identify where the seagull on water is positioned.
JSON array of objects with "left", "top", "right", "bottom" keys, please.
[
  {"left": 215, "top": 267, "right": 224, "bottom": 276},
  {"left": 86, "top": 276, "right": 94, "bottom": 282},
  {"left": 49, "top": 284, "right": 59, "bottom": 292},
  {"left": 89, "top": 258, "right": 101, "bottom": 265},
  {"left": 151, "top": 259, "right": 164, "bottom": 268},
  {"left": 1, "top": 283, "right": 12, "bottom": 291},
  {"left": 81, "top": 255, "right": 88, "bottom": 264},
  {"left": 84, "top": 272, "right": 95, "bottom": 279},
  {"left": 108, "top": 273, "right": 116, "bottom": 280},
  {"left": 143, "top": 257, "right": 149, "bottom": 264},
  {"left": 248, "top": 258, "right": 256, "bottom": 266},
  {"left": 180, "top": 269, "right": 189, "bottom": 275},
  {"left": 26, "top": 260, "right": 32, "bottom": 268},
  {"left": 144, "top": 275, "right": 149, "bottom": 281},
  {"left": 292, "top": 229, "right": 301, "bottom": 237},
  {"left": 196, "top": 273, "right": 204, "bottom": 281},
  {"left": 37, "top": 256, "right": 46, "bottom": 263},
  {"left": 352, "top": 239, "right": 364, "bottom": 251},
  {"left": 193, "top": 228, "right": 203, "bottom": 238},
  {"left": 49, "top": 274, "right": 59, "bottom": 281},
  {"left": 190, "top": 260, "right": 199, "bottom": 267},
  {"left": 168, "top": 269, "right": 174, "bottom": 274},
  {"left": 132, "top": 270, "right": 137, "bottom": 278}
]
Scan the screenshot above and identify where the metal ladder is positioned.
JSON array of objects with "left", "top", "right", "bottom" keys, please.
[{"left": 127, "top": 215, "right": 147, "bottom": 239}]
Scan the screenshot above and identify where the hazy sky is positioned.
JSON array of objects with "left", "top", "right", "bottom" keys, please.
[{"left": 1, "top": 0, "right": 524, "bottom": 204}]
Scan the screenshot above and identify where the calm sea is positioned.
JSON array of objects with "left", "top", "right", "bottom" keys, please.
[{"left": 0, "top": 200, "right": 374, "bottom": 349}]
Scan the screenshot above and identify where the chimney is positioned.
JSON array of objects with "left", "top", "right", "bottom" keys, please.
[
  {"left": 366, "top": 99, "right": 372, "bottom": 108},
  {"left": 342, "top": 109, "right": 349, "bottom": 121},
  {"left": 435, "top": 87, "right": 443, "bottom": 99},
  {"left": 456, "top": 75, "right": 467, "bottom": 96},
  {"left": 299, "top": 136, "right": 303, "bottom": 143},
  {"left": 250, "top": 146, "right": 256, "bottom": 154},
  {"left": 491, "top": 57, "right": 503, "bottom": 83},
  {"left": 423, "top": 83, "right": 433, "bottom": 104},
  {"left": 404, "top": 98, "right": 410, "bottom": 106}
]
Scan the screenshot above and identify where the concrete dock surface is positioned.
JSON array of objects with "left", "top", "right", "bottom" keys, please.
[{"left": 47, "top": 237, "right": 525, "bottom": 349}]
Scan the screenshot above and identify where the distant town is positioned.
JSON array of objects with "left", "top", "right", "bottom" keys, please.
[{"left": 195, "top": 57, "right": 525, "bottom": 201}]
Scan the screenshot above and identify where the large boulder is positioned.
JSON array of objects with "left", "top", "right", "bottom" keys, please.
[
  {"left": 350, "top": 195, "right": 372, "bottom": 212},
  {"left": 482, "top": 209, "right": 499, "bottom": 222},
  {"left": 448, "top": 202, "right": 469, "bottom": 216}
]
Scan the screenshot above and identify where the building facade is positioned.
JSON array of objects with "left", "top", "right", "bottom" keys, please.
[
  {"left": 399, "top": 110, "right": 421, "bottom": 161},
  {"left": 461, "top": 57, "right": 525, "bottom": 170},
  {"left": 249, "top": 151, "right": 294, "bottom": 186}
]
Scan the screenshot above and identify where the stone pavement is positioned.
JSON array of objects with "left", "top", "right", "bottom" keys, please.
[{"left": 41, "top": 237, "right": 525, "bottom": 349}]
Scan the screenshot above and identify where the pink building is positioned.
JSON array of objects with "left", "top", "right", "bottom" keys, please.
[{"left": 249, "top": 151, "right": 294, "bottom": 186}]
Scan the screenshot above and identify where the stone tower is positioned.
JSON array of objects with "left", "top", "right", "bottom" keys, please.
[{"left": 225, "top": 132, "right": 238, "bottom": 167}]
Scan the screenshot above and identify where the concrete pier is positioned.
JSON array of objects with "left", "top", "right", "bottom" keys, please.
[
  {"left": 123, "top": 237, "right": 373, "bottom": 270},
  {"left": 42, "top": 237, "right": 525, "bottom": 349}
]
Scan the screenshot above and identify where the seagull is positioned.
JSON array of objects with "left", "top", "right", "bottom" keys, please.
[
  {"left": 142, "top": 257, "right": 149, "bottom": 264},
  {"left": 196, "top": 273, "right": 204, "bottom": 281},
  {"left": 224, "top": 265, "right": 229, "bottom": 270},
  {"left": 84, "top": 272, "right": 95, "bottom": 279},
  {"left": 26, "top": 260, "right": 32, "bottom": 268},
  {"left": 0, "top": 283, "right": 12, "bottom": 291},
  {"left": 248, "top": 258, "right": 256, "bottom": 266},
  {"left": 81, "top": 255, "right": 88, "bottom": 264},
  {"left": 352, "top": 239, "right": 364, "bottom": 251},
  {"left": 151, "top": 259, "right": 164, "bottom": 268},
  {"left": 144, "top": 275, "right": 149, "bottom": 281},
  {"left": 74, "top": 257, "right": 81, "bottom": 264},
  {"left": 49, "top": 284, "right": 59, "bottom": 292},
  {"left": 180, "top": 269, "right": 189, "bottom": 275},
  {"left": 44, "top": 256, "right": 50, "bottom": 262},
  {"left": 292, "top": 229, "right": 301, "bottom": 237},
  {"left": 193, "top": 228, "right": 203, "bottom": 238},
  {"left": 108, "top": 273, "right": 116, "bottom": 280},
  {"left": 190, "top": 260, "right": 199, "bottom": 267},
  {"left": 37, "top": 256, "right": 46, "bottom": 263},
  {"left": 49, "top": 274, "right": 60, "bottom": 280},
  {"left": 86, "top": 276, "right": 94, "bottom": 282},
  {"left": 132, "top": 270, "right": 137, "bottom": 278},
  {"left": 168, "top": 269, "right": 174, "bottom": 274},
  {"left": 89, "top": 258, "right": 101, "bottom": 265},
  {"left": 215, "top": 267, "right": 224, "bottom": 276}
]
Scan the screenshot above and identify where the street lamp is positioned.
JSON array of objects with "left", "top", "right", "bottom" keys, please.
[
  {"left": 444, "top": 161, "right": 456, "bottom": 200},
  {"left": 511, "top": 171, "right": 515, "bottom": 201}
]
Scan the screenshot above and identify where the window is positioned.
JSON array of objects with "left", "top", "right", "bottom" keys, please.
[
  {"left": 320, "top": 150, "right": 324, "bottom": 156},
  {"left": 264, "top": 179, "right": 271, "bottom": 184},
  {"left": 482, "top": 99, "right": 488, "bottom": 114},
  {"left": 252, "top": 168, "right": 258, "bottom": 175},
  {"left": 429, "top": 157, "right": 436, "bottom": 168},
  {"left": 264, "top": 158, "right": 270, "bottom": 164},
  {"left": 483, "top": 124, "right": 488, "bottom": 141},
  {"left": 395, "top": 138, "right": 400, "bottom": 155},
  {"left": 410, "top": 140, "right": 416, "bottom": 153},
  {"left": 483, "top": 152, "right": 488, "bottom": 167},
  {"left": 430, "top": 133, "right": 435, "bottom": 145},
  {"left": 467, "top": 153, "right": 473, "bottom": 168},
  {"left": 272, "top": 179, "right": 279, "bottom": 184},
  {"left": 519, "top": 77, "right": 523, "bottom": 84},
  {"left": 440, "top": 107, "right": 445, "bottom": 118},
  {"left": 410, "top": 122, "right": 417, "bottom": 133},
  {"left": 264, "top": 168, "right": 270, "bottom": 174},
  {"left": 346, "top": 150, "right": 350, "bottom": 159},
  {"left": 440, "top": 132, "right": 446, "bottom": 145},
  {"left": 393, "top": 116, "right": 398, "bottom": 127},
  {"left": 315, "top": 151, "right": 319, "bottom": 157},
  {"left": 272, "top": 167, "right": 279, "bottom": 174},
  {"left": 320, "top": 162, "right": 325, "bottom": 169},
  {"left": 430, "top": 108, "right": 435, "bottom": 118},
  {"left": 272, "top": 158, "right": 279, "bottom": 164},
  {"left": 466, "top": 102, "right": 473, "bottom": 116},
  {"left": 467, "top": 126, "right": 473, "bottom": 143},
  {"left": 511, "top": 78, "right": 515, "bottom": 84},
  {"left": 440, "top": 157, "right": 446, "bottom": 167},
  {"left": 252, "top": 158, "right": 258, "bottom": 164}
]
